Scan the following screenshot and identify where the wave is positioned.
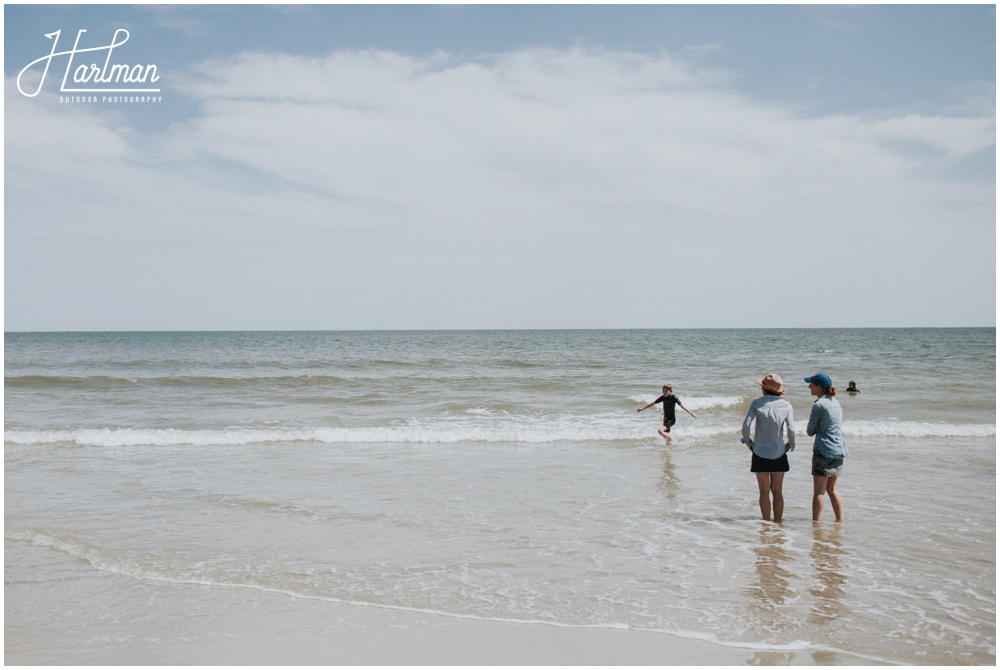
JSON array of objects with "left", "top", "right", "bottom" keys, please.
[
  {"left": 5, "top": 416, "right": 994, "bottom": 448},
  {"left": 3, "top": 422, "right": 649, "bottom": 448},
  {"left": 630, "top": 395, "right": 745, "bottom": 410},
  {"left": 5, "top": 374, "right": 143, "bottom": 389},
  {"left": 4, "top": 374, "right": 351, "bottom": 390},
  {"left": 843, "top": 420, "right": 996, "bottom": 438}
]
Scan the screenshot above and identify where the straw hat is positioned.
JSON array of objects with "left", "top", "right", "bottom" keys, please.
[{"left": 755, "top": 373, "right": 787, "bottom": 395}]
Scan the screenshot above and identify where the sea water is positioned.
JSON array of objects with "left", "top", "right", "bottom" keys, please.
[{"left": 4, "top": 329, "right": 995, "bottom": 664}]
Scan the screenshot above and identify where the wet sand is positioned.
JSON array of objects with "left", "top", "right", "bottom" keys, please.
[{"left": 5, "top": 556, "right": 870, "bottom": 666}]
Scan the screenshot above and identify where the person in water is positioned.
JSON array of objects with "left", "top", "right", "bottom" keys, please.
[
  {"left": 637, "top": 384, "right": 697, "bottom": 443},
  {"left": 741, "top": 374, "right": 795, "bottom": 523},
  {"left": 805, "top": 373, "right": 848, "bottom": 522},
  {"left": 846, "top": 380, "right": 860, "bottom": 394}
]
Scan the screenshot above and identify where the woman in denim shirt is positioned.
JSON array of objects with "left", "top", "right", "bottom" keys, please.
[{"left": 805, "top": 373, "right": 847, "bottom": 522}]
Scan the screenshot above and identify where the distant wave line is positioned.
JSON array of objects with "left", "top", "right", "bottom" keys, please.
[{"left": 4, "top": 373, "right": 357, "bottom": 389}]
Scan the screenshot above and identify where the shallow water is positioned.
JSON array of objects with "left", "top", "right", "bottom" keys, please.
[{"left": 5, "top": 328, "right": 996, "bottom": 664}]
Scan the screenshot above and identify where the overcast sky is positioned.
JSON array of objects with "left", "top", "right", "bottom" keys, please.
[{"left": 4, "top": 4, "right": 996, "bottom": 331}]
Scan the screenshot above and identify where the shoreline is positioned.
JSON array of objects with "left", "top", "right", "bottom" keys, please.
[
  {"left": 4, "top": 601, "right": 848, "bottom": 666},
  {"left": 4, "top": 557, "right": 874, "bottom": 666}
]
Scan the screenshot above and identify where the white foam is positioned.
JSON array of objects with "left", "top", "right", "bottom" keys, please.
[
  {"left": 843, "top": 420, "right": 995, "bottom": 438},
  {"left": 4, "top": 415, "right": 993, "bottom": 448},
  {"left": 680, "top": 395, "right": 745, "bottom": 410},
  {"left": 3, "top": 423, "right": 648, "bottom": 448},
  {"left": 630, "top": 395, "right": 745, "bottom": 409}
]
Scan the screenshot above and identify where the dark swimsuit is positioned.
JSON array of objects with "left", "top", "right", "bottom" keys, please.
[{"left": 654, "top": 395, "right": 682, "bottom": 431}]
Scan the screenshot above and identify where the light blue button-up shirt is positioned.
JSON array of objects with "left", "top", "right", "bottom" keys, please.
[
  {"left": 807, "top": 395, "right": 847, "bottom": 458},
  {"left": 741, "top": 395, "right": 796, "bottom": 459}
]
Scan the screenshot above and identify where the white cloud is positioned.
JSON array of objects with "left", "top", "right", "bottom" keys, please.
[
  {"left": 5, "top": 45, "right": 995, "bottom": 330},
  {"left": 171, "top": 47, "right": 992, "bottom": 212}
]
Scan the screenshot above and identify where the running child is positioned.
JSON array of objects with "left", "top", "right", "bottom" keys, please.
[{"left": 637, "top": 384, "right": 697, "bottom": 443}]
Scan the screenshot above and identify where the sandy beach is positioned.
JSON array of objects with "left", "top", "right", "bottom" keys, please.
[{"left": 6, "top": 560, "right": 851, "bottom": 666}]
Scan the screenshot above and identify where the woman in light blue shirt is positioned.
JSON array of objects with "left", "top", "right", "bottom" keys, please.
[
  {"left": 805, "top": 373, "right": 847, "bottom": 522},
  {"left": 741, "top": 374, "right": 795, "bottom": 523}
]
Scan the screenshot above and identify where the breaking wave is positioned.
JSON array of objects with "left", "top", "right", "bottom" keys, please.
[{"left": 5, "top": 416, "right": 993, "bottom": 448}]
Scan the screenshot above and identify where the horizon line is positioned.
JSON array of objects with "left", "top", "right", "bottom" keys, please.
[{"left": 4, "top": 325, "right": 996, "bottom": 335}]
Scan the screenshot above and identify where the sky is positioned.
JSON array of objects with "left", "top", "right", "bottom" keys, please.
[{"left": 4, "top": 4, "right": 996, "bottom": 331}]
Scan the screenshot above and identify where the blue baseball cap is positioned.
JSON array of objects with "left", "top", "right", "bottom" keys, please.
[{"left": 804, "top": 373, "right": 833, "bottom": 389}]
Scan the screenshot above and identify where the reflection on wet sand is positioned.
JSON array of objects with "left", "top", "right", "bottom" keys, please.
[
  {"left": 750, "top": 524, "right": 794, "bottom": 605},
  {"left": 740, "top": 525, "right": 855, "bottom": 666},
  {"left": 808, "top": 524, "right": 847, "bottom": 624},
  {"left": 740, "top": 524, "right": 857, "bottom": 665},
  {"left": 737, "top": 525, "right": 801, "bottom": 663},
  {"left": 658, "top": 446, "right": 677, "bottom": 500}
]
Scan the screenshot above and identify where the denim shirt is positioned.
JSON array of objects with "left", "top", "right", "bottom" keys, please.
[
  {"left": 741, "top": 395, "right": 796, "bottom": 460},
  {"left": 807, "top": 395, "right": 848, "bottom": 458}
]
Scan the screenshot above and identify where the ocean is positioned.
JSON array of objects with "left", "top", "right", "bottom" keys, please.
[{"left": 4, "top": 328, "right": 995, "bottom": 664}]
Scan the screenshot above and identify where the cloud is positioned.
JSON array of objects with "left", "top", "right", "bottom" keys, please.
[
  {"left": 4, "top": 45, "right": 995, "bottom": 329},
  {"left": 812, "top": 14, "right": 861, "bottom": 33},
  {"left": 681, "top": 42, "right": 727, "bottom": 59}
]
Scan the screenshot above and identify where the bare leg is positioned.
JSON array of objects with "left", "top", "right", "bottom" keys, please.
[
  {"left": 770, "top": 472, "right": 785, "bottom": 523},
  {"left": 755, "top": 473, "right": 772, "bottom": 521},
  {"left": 813, "top": 476, "right": 827, "bottom": 521},
  {"left": 658, "top": 427, "right": 672, "bottom": 443},
  {"left": 826, "top": 476, "right": 844, "bottom": 521}
]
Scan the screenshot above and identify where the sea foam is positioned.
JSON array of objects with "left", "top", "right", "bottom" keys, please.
[{"left": 5, "top": 416, "right": 993, "bottom": 448}]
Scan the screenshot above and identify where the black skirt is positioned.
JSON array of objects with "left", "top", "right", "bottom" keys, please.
[{"left": 751, "top": 452, "right": 789, "bottom": 473}]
